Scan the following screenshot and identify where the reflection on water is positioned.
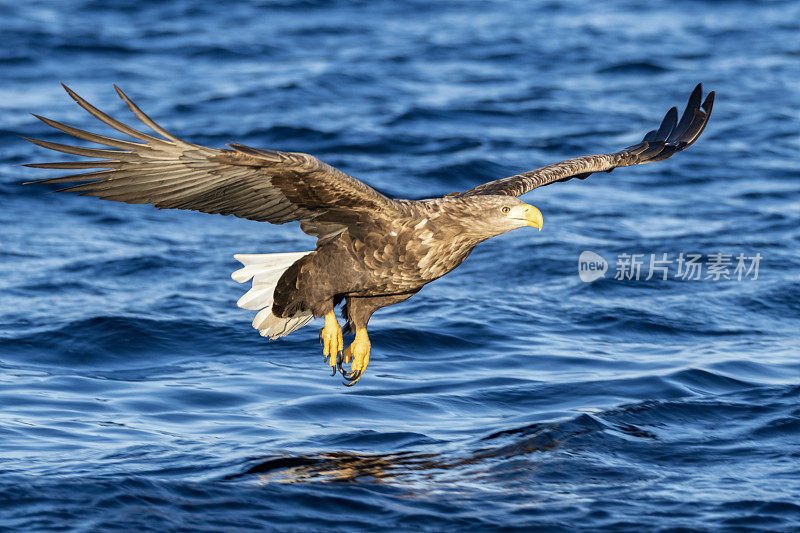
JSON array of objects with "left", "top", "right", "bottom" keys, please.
[
  {"left": 243, "top": 452, "right": 429, "bottom": 484},
  {"left": 233, "top": 414, "right": 669, "bottom": 486},
  {"left": 235, "top": 431, "right": 558, "bottom": 485}
]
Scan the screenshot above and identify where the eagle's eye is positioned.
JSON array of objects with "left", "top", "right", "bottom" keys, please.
[{"left": 501, "top": 206, "right": 510, "bottom": 214}]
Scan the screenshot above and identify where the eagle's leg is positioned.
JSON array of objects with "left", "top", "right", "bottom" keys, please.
[
  {"left": 319, "top": 310, "right": 343, "bottom": 373},
  {"left": 339, "top": 292, "right": 418, "bottom": 385},
  {"left": 341, "top": 329, "right": 371, "bottom": 385}
]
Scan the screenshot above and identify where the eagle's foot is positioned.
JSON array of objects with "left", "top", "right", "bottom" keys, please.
[
  {"left": 319, "top": 311, "right": 343, "bottom": 374},
  {"left": 340, "top": 329, "right": 371, "bottom": 386}
]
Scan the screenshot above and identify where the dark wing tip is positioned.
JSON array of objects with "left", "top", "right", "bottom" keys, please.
[
  {"left": 655, "top": 106, "right": 679, "bottom": 140},
  {"left": 636, "top": 84, "right": 714, "bottom": 163},
  {"left": 679, "top": 90, "right": 714, "bottom": 149},
  {"left": 642, "top": 129, "right": 659, "bottom": 142},
  {"left": 702, "top": 91, "right": 715, "bottom": 114}
]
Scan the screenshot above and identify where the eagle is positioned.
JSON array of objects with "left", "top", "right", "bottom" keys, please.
[{"left": 25, "top": 84, "right": 714, "bottom": 385}]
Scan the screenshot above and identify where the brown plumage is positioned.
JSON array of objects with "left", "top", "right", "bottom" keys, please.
[{"left": 25, "top": 83, "right": 714, "bottom": 385}]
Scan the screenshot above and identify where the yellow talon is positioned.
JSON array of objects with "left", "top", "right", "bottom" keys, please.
[
  {"left": 342, "top": 328, "right": 371, "bottom": 385},
  {"left": 320, "top": 311, "right": 342, "bottom": 368}
]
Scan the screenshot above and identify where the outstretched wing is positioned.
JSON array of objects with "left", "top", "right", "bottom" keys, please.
[
  {"left": 24, "top": 84, "right": 398, "bottom": 242},
  {"left": 461, "top": 84, "right": 714, "bottom": 198}
]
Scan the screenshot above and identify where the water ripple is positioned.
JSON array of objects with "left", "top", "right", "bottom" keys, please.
[{"left": 2, "top": 0, "right": 799, "bottom": 530}]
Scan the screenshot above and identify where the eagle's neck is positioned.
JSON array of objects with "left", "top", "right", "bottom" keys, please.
[{"left": 433, "top": 198, "right": 506, "bottom": 244}]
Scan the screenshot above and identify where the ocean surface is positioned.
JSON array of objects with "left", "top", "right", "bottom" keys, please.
[{"left": 1, "top": 0, "right": 799, "bottom": 531}]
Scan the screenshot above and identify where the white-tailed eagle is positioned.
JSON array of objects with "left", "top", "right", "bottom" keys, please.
[{"left": 26, "top": 84, "right": 714, "bottom": 384}]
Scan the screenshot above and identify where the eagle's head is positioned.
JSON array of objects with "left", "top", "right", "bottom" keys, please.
[{"left": 448, "top": 195, "right": 543, "bottom": 240}]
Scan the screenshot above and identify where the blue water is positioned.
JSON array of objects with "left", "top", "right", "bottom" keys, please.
[{"left": 2, "top": 0, "right": 799, "bottom": 530}]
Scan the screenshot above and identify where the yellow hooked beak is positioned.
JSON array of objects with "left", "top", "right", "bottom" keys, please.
[{"left": 521, "top": 203, "right": 543, "bottom": 230}]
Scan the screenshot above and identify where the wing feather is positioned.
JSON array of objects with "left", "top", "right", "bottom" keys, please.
[
  {"left": 461, "top": 84, "right": 714, "bottom": 197},
  {"left": 25, "top": 85, "right": 398, "bottom": 240},
  {"left": 59, "top": 83, "right": 172, "bottom": 146},
  {"left": 31, "top": 114, "right": 146, "bottom": 150},
  {"left": 24, "top": 161, "right": 125, "bottom": 169}
]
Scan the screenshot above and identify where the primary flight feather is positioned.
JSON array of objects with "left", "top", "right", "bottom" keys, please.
[{"left": 25, "top": 83, "right": 714, "bottom": 385}]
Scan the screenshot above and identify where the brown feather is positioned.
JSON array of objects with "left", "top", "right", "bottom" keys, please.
[{"left": 25, "top": 85, "right": 400, "bottom": 242}]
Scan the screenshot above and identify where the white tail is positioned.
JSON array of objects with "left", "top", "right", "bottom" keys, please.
[{"left": 231, "top": 251, "right": 314, "bottom": 339}]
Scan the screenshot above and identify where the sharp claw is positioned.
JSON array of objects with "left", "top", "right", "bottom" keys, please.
[
  {"left": 342, "top": 368, "right": 362, "bottom": 382},
  {"left": 342, "top": 369, "right": 364, "bottom": 386},
  {"left": 330, "top": 364, "right": 336, "bottom": 377}
]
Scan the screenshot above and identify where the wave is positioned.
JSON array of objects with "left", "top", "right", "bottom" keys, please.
[{"left": 0, "top": 315, "right": 244, "bottom": 367}]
